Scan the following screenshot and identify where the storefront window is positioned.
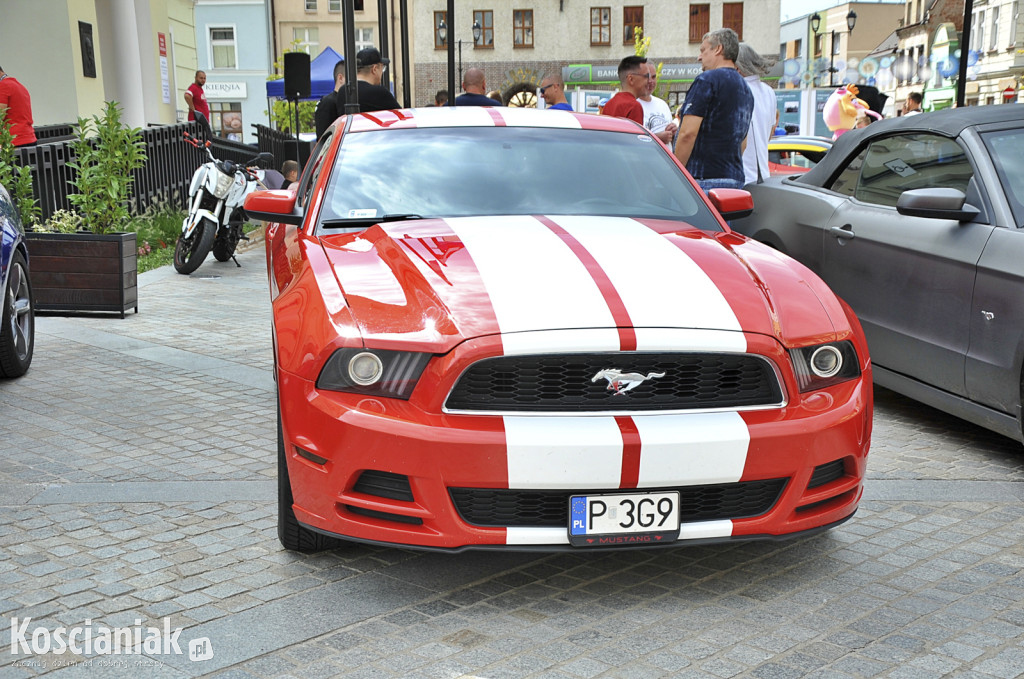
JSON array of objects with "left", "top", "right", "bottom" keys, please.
[{"left": 210, "top": 102, "right": 243, "bottom": 141}]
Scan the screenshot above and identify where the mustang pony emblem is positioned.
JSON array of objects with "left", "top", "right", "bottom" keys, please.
[{"left": 592, "top": 369, "right": 666, "bottom": 395}]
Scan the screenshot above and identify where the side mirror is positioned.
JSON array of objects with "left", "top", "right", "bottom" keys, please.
[
  {"left": 896, "top": 188, "right": 979, "bottom": 222},
  {"left": 244, "top": 190, "right": 304, "bottom": 225},
  {"left": 707, "top": 188, "right": 754, "bottom": 220}
]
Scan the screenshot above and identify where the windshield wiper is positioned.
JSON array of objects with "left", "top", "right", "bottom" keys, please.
[{"left": 320, "top": 213, "right": 424, "bottom": 228}]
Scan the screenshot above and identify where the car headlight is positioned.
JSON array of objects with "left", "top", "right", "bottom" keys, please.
[
  {"left": 212, "top": 172, "right": 234, "bottom": 199},
  {"left": 789, "top": 341, "right": 861, "bottom": 393},
  {"left": 316, "top": 349, "right": 431, "bottom": 399}
]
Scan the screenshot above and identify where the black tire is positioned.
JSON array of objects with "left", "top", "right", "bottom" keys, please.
[
  {"left": 278, "top": 405, "right": 348, "bottom": 552},
  {"left": 173, "top": 217, "right": 217, "bottom": 274},
  {"left": 0, "top": 251, "right": 34, "bottom": 378},
  {"left": 213, "top": 212, "right": 244, "bottom": 262}
]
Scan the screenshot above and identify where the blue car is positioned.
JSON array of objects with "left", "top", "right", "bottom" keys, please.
[{"left": 0, "top": 181, "right": 34, "bottom": 377}]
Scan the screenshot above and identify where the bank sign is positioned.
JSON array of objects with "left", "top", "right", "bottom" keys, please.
[{"left": 564, "top": 63, "right": 703, "bottom": 84}]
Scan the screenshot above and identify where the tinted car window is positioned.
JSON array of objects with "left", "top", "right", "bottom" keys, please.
[
  {"left": 981, "top": 128, "right": 1024, "bottom": 227},
  {"left": 319, "top": 127, "right": 721, "bottom": 231},
  {"left": 834, "top": 134, "right": 973, "bottom": 208}
]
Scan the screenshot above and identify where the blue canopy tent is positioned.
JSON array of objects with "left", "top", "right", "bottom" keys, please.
[{"left": 266, "top": 46, "right": 344, "bottom": 99}]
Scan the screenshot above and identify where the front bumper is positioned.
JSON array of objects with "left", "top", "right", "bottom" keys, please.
[{"left": 278, "top": 334, "right": 872, "bottom": 551}]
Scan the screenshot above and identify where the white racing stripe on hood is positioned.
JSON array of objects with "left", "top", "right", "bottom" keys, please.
[
  {"left": 504, "top": 416, "right": 623, "bottom": 489},
  {"left": 548, "top": 216, "right": 744, "bottom": 348},
  {"left": 447, "top": 216, "right": 620, "bottom": 354},
  {"left": 633, "top": 413, "right": 750, "bottom": 487}
]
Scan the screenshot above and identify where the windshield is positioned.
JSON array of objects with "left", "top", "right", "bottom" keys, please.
[
  {"left": 318, "top": 126, "right": 721, "bottom": 232},
  {"left": 981, "top": 128, "right": 1024, "bottom": 227}
]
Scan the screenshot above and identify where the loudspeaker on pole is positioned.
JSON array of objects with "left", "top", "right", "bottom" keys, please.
[{"left": 283, "top": 52, "right": 311, "bottom": 100}]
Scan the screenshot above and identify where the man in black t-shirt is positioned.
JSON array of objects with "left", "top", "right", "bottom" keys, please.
[
  {"left": 314, "top": 60, "right": 346, "bottom": 139},
  {"left": 336, "top": 47, "right": 401, "bottom": 114}
]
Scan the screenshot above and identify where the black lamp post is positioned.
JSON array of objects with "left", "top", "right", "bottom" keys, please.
[
  {"left": 811, "top": 10, "right": 857, "bottom": 87},
  {"left": 438, "top": 19, "right": 482, "bottom": 92}
]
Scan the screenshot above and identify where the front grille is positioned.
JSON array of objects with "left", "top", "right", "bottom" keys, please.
[
  {"left": 808, "top": 459, "right": 846, "bottom": 488},
  {"left": 445, "top": 353, "right": 783, "bottom": 412},
  {"left": 450, "top": 479, "right": 788, "bottom": 527}
]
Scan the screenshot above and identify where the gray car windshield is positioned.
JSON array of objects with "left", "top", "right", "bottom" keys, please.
[
  {"left": 981, "top": 128, "right": 1024, "bottom": 227},
  {"left": 318, "top": 126, "right": 721, "bottom": 232}
]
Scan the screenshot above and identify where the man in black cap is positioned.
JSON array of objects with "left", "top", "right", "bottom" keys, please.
[{"left": 337, "top": 47, "right": 400, "bottom": 113}]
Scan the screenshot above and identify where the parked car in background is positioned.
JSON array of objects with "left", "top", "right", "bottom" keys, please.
[
  {"left": 733, "top": 106, "right": 1024, "bottom": 443},
  {"left": 0, "top": 182, "right": 34, "bottom": 378},
  {"left": 767, "top": 136, "right": 833, "bottom": 176},
  {"left": 246, "top": 107, "right": 872, "bottom": 553}
]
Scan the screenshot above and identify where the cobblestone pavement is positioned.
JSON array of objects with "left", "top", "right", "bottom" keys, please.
[{"left": 1, "top": 245, "right": 1022, "bottom": 679}]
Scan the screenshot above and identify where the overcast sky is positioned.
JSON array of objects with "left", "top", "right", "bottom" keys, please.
[{"left": 780, "top": 0, "right": 904, "bottom": 22}]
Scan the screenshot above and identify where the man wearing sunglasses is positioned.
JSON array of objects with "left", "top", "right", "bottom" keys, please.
[
  {"left": 336, "top": 47, "right": 400, "bottom": 114},
  {"left": 600, "top": 55, "right": 646, "bottom": 125},
  {"left": 539, "top": 75, "right": 572, "bottom": 111}
]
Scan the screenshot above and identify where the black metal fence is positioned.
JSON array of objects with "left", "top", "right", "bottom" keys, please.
[
  {"left": 13, "top": 122, "right": 296, "bottom": 225},
  {"left": 254, "top": 124, "right": 313, "bottom": 168}
]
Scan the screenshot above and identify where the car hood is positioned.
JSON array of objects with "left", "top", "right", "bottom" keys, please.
[{"left": 318, "top": 215, "right": 844, "bottom": 353}]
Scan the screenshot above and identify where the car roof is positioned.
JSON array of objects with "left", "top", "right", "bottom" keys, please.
[
  {"left": 343, "top": 107, "right": 647, "bottom": 135},
  {"left": 799, "top": 105, "right": 1021, "bottom": 186}
]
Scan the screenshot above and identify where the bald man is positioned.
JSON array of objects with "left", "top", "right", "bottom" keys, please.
[{"left": 455, "top": 68, "right": 501, "bottom": 106}]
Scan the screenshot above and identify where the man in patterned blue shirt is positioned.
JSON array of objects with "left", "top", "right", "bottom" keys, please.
[{"left": 673, "top": 28, "right": 753, "bottom": 192}]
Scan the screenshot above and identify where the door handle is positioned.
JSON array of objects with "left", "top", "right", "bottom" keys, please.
[{"left": 829, "top": 224, "right": 855, "bottom": 240}]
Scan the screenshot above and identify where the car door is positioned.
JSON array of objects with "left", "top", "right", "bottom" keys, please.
[{"left": 820, "top": 133, "right": 993, "bottom": 396}]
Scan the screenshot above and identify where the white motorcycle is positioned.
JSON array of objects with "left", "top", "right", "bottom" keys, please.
[{"left": 174, "top": 133, "right": 275, "bottom": 275}]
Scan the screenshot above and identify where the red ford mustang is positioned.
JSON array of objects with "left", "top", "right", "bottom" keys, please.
[{"left": 245, "top": 107, "right": 872, "bottom": 553}]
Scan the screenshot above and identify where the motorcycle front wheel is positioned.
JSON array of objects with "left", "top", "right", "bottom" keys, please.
[{"left": 173, "top": 218, "right": 217, "bottom": 274}]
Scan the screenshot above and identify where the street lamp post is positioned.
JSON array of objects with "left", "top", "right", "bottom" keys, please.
[
  {"left": 811, "top": 10, "right": 857, "bottom": 87},
  {"left": 437, "top": 19, "right": 482, "bottom": 94}
]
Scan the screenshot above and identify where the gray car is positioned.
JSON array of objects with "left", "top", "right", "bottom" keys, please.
[{"left": 732, "top": 105, "right": 1024, "bottom": 443}]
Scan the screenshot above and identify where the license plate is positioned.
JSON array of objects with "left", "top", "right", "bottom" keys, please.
[{"left": 569, "top": 491, "right": 680, "bottom": 547}]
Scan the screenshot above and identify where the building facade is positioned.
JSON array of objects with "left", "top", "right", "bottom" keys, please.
[
  {"left": 0, "top": 0, "right": 196, "bottom": 129},
  {"left": 194, "top": 0, "right": 274, "bottom": 144},
  {"left": 962, "top": 0, "right": 1023, "bottom": 105},
  {"left": 411, "top": 1, "right": 780, "bottom": 110}
]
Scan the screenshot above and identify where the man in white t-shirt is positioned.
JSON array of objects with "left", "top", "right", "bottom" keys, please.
[
  {"left": 638, "top": 62, "right": 677, "bottom": 144},
  {"left": 736, "top": 43, "right": 777, "bottom": 185}
]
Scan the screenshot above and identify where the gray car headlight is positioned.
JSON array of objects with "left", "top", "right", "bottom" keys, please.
[
  {"left": 789, "top": 341, "right": 861, "bottom": 393},
  {"left": 316, "top": 349, "right": 431, "bottom": 399}
]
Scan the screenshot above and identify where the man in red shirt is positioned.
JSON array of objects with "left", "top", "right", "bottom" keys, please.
[
  {"left": 184, "top": 70, "right": 211, "bottom": 135},
  {"left": 0, "top": 66, "right": 36, "bottom": 147},
  {"left": 600, "top": 55, "right": 647, "bottom": 126}
]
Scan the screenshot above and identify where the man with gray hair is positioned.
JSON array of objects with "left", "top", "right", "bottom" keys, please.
[
  {"left": 736, "top": 43, "right": 777, "bottom": 184},
  {"left": 673, "top": 28, "right": 753, "bottom": 191}
]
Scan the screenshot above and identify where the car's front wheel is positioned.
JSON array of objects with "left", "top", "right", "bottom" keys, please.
[
  {"left": 278, "top": 406, "right": 349, "bottom": 552},
  {"left": 0, "top": 251, "right": 34, "bottom": 378}
]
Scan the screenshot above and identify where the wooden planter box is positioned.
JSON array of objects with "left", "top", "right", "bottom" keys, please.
[{"left": 25, "top": 231, "right": 138, "bottom": 318}]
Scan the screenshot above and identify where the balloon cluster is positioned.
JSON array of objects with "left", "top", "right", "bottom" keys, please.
[{"left": 780, "top": 49, "right": 981, "bottom": 89}]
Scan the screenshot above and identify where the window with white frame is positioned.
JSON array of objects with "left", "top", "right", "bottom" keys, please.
[
  {"left": 355, "top": 27, "right": 374, "bottom": 52},
  {"left": 990, "top": 6, "right": 1000, "bottom": 50},
  {"left": 293, "top": 27, "right": 319, "bottom": 54},
  {"left": 210, "top": 26, "right": 236, "bottom": 68},
  {"left": 973, "top": 10, "right": 985, "bottom": 54},
  {"left": 1011, "top": 2, "right": 1020, "bottom": 46},
  {"left": 305, "top": 0, "right": 316, "bottom": 11},
  {"left": 329, "top": 0, "right": 340, "bottom": 11}
]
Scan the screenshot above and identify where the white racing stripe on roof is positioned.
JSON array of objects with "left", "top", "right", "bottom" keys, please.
[
  {"left": 548, "top": 216, "right": 744, "bottom": 343},
  {"left": 409, "top": 106, "right": 497, "bottom": 127},
  {"left": 495, "top": 107, "right": 584, "bottom": 128},
  {"left": 446, "top": 216, "right": 619, "bottom": 353}
]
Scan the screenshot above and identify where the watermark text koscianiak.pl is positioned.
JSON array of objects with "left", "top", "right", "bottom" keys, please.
[{"left": 9, "top": 617, "right": 213, "bottom": 661}]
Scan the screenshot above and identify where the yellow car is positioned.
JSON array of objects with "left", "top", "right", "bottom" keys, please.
[{"left": 767, "top": 136, "right": 833, "bottom": 176}]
